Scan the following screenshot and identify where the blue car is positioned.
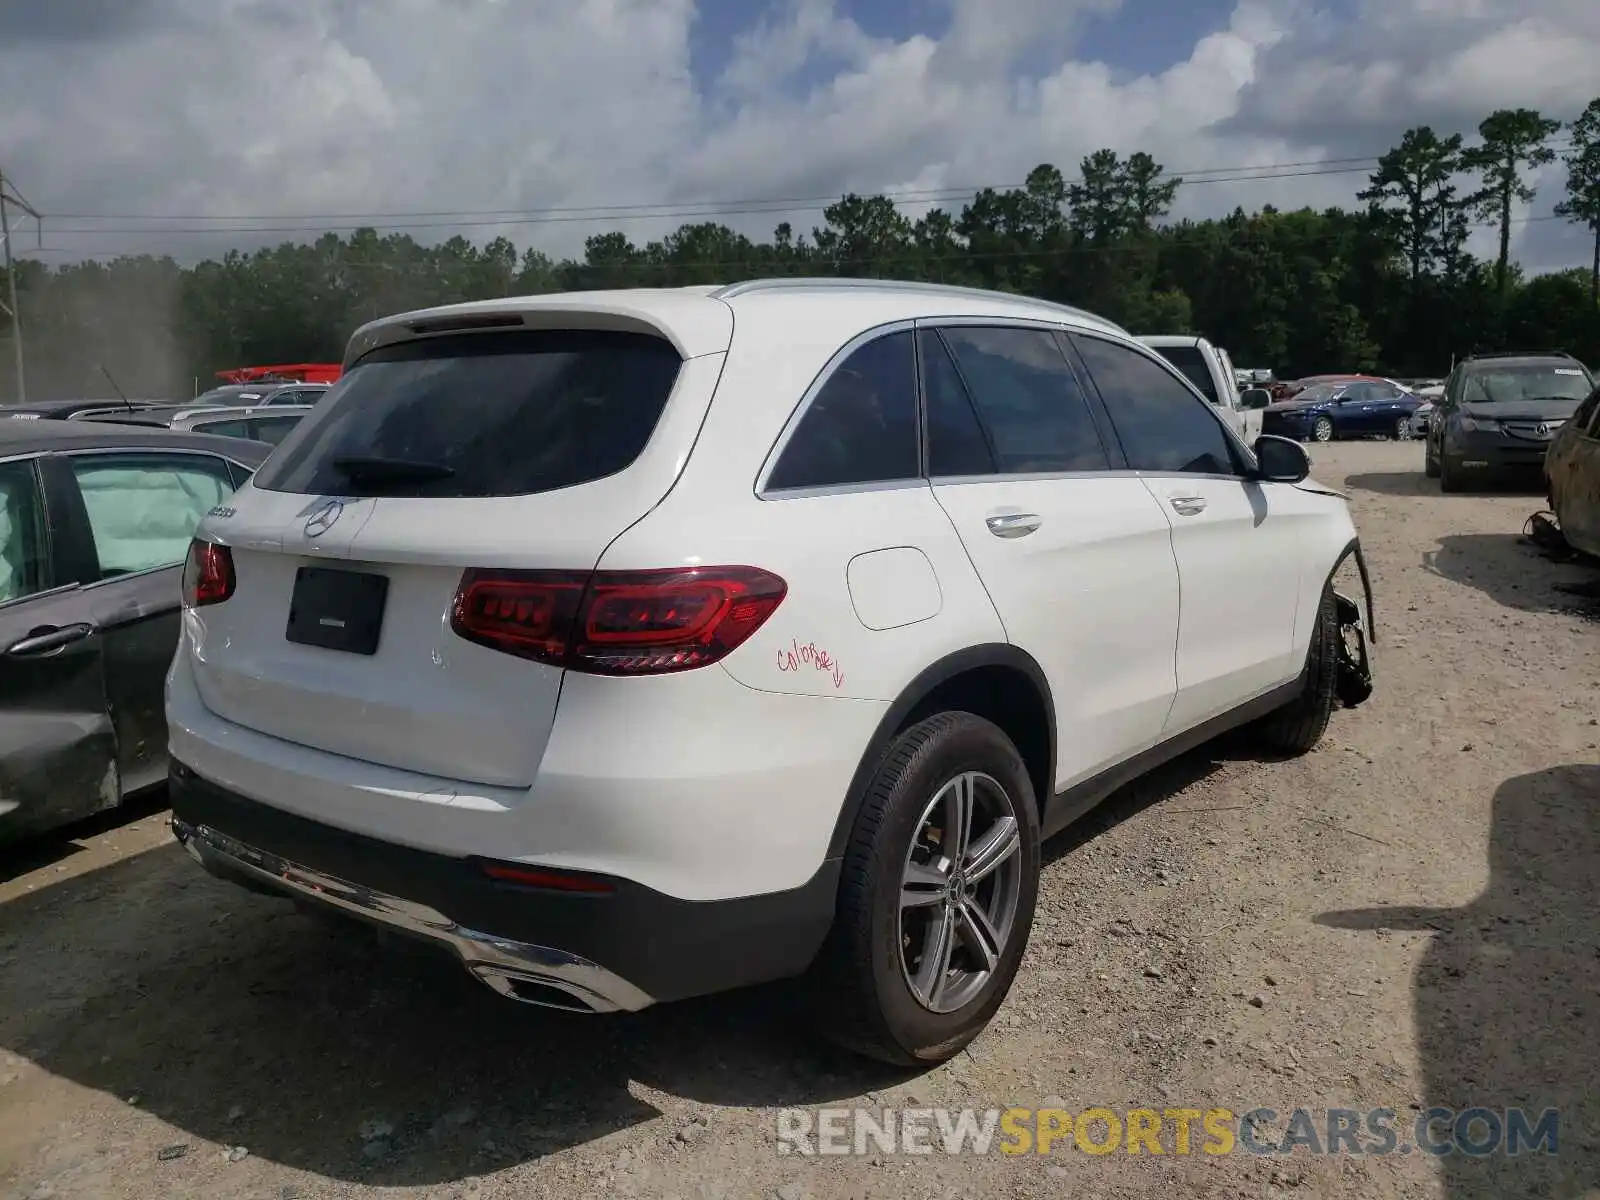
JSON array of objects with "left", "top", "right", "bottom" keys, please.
[{"left": 1262, "top": 378, "right": 1423, "bottom": 442}]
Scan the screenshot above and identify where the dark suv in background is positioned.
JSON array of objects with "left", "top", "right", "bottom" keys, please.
[{"left": 1425, "top": 351, "right": 1595, "bottom": 492}]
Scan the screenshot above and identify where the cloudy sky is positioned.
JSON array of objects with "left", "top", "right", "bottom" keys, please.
[{"left": 1, "top": 0, "right": 1597, "bottom": 271}]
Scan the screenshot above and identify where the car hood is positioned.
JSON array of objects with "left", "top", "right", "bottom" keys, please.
[
  {"left": 1459, "top": 398, "right": 1583, "bottom": 421},
  {"left": 1265, "top": 399, "right": 1327, "bottom": 413}
]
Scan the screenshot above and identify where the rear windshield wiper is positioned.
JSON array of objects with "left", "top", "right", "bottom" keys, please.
[{"left": 330, "top": 455, "right": 455, "bottom": 483}]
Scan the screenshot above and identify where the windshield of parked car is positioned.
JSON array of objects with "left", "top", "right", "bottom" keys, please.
[{"left": 1463, "top": 363, "right": 1593, "bottom": 403}]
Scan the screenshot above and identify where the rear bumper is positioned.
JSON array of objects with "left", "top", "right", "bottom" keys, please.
[{"left": 168, "top": 762, "right": 841, "bottom": 1009}]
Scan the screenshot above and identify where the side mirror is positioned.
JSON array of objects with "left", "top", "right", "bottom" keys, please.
[
  {"left": 1252, "top": 435, "right": 1311, "bottom": 483},
  {"left": 1240, "top": 388, "right": 1271, "bottom": 410}
]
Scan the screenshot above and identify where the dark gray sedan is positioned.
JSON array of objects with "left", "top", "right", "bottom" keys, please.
[{"left": 1, "top": 421, "right": 269, "bottom": 841}]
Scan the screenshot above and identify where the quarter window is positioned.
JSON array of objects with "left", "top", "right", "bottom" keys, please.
[
  {"left": 766, "top": 330, "right": 920, "bottom": 491},
  {"left": 1074, "top": 335, "right": 1240, "bottom": 476},
  {"left": 70, "top": 454, "right": 237, "bottom": 579},
  {"left": 0, "top": 460, "right": 49, "bottom": 604},
  {"left": 938, "top": 326, "right": 1111, "bottom": 473}
]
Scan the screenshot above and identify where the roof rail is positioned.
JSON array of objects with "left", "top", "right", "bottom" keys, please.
[
  {"left": 1462, "top": 349, "right": 1577, "bottom": 361},
  {"left": 709, "top": 277, "right": 1128, "bottom": 334}
]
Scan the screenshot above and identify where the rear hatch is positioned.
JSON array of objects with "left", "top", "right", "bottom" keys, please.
[{"left": 188, "top": 324, "right": 724, "bottom": 788}]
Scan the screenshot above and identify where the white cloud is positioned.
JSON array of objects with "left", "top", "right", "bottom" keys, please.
[{"left": 0, "top": 0, "right": 1595, "bottom": 270}]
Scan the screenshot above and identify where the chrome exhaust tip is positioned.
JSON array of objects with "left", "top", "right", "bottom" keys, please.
[{"left": 470, "top": 966, "right": 604, "bottom": 1013}]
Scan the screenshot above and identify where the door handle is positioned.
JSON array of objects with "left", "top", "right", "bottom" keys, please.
[
  {"left": 4, "top": 622, "right": 95, "bottom": 657},
  {"left": 1168, "top": 495, "right": 1208, "bottom": 516},
  {"left": 986, "top": 513, "right": 1041, "bottom": 538}
]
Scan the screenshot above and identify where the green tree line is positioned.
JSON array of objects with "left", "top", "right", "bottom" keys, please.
[{"left": 4, "top": 101, "right": 1600, "bottom": 404}]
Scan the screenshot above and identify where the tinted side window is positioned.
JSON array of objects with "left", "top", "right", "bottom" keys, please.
[
  {"left": 1074, "top": 335, "right": 1240, "bottom": 475},
  {"left": 253, "top": 329, "right": 683, "bottom": 498},
  {"left": 919, "top": 330, "right": 996, "bottom": 476},
  {"left": 0, "top": 460, "right": 49, "bottom": 604},
  {"left": 69, "top": 454, "right": 237, "bottom": 578},
  {"left": 939, "top": 327, "right": 1110, "bottom": 473},
  {"left": 766, "top": 331, "right": 919, "bottom": 491}
]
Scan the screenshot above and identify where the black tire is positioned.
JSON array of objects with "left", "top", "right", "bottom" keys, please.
[
  {"left": 1312, "top": 416, "right": 1335, "bottom": 442},
  {"left": 808, "top": 712, "right": 1041, "bottom": 1066},
  {"left": 1255, "top": 585, "right": 1338, "bottom": 756},
  {"left": 1394, "top": 417, "right": 1412, "bottom": 440}
]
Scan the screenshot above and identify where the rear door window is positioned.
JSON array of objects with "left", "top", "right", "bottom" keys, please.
[
  {"left": 69, "top": 453, "right": 237, "bottom": 578},
  {"left": 252, "top": 329, "right": 683, "bottom": 498}
]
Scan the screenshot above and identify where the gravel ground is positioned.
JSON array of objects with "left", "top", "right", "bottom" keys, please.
[{"left": 2, "top": 439, "right": 1597, "bottom": 1200}]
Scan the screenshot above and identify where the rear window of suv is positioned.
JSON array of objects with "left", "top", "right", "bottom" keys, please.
[{"left": 251, "top": 329, "right": 683, "bottom": 498}]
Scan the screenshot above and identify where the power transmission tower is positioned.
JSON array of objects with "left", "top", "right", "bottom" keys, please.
[{"left": 0, "top": 167, "right": 42, "bottom": 404}]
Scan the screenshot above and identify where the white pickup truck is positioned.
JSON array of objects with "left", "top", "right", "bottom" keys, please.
[{"left": 1139, "top": 335, "right": 1267, "bottom": 444}]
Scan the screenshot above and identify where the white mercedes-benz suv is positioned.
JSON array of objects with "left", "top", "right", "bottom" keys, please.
[{"left": 167, "top": 278, "right": 1374, "bottom": 1065}]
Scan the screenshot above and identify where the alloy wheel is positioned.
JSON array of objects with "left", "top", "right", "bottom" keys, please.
[
  {"left": 1313, "top": 417, "right": 1334, "bottom": 442},
  {"left": 899, "top": 771, "right": 1024, "bottom": 1014}
]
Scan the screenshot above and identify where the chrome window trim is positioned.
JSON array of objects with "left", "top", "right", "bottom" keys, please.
[
  {"left": 754, "top": 319, "right": 921, "bottom": 499},
  {"left": 929, "top": 468, "right": 1259, "bottom": 487}
]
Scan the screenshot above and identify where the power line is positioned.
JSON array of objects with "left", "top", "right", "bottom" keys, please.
[
  {"left": 41, "top": 167, "right": 1386, "bottom": 235},
  {"left": 44, "top": 155, "right": 1394, "bottom": 224},
  {"left": 34, "top": 138, "right": 1579, "bottom": 231},
  {"left": 18, "top": 166, "right": 1462, "bottom": 237}
]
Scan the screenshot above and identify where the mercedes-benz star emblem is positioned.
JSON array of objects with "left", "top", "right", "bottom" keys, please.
[{"left": 304, "top": 499, "right": 344, "bottom": 538}]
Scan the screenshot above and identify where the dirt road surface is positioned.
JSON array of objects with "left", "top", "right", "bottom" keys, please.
[{"left": 3, "top": 439, "right": 1597, "bottom": 1200}]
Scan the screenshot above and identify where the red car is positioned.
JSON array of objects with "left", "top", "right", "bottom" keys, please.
[{"left": 1272, "top": 373, "right": 1390, "bottom": 401}]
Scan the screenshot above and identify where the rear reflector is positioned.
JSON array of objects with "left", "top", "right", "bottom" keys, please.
[
  {"left": 450, "top": 565, "right": 786, "bottom": 675},
  {"left": 182, "top": 539, "right": 236, "bottom": 607},
  {"left": 475, "top": 860, "right": 615, "bottom": 893}
]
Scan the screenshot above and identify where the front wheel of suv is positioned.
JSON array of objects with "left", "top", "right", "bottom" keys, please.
[
  {"left": 1255, "top": 584, "right": 1339, "bottom": 756},
  {"left": 810, "top": 712, "right": 1041, "bottom": 1066}
]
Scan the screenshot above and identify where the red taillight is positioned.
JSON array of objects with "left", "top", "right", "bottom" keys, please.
[
  {"left": 182, "top": 539, "right": 235, "bottom": 607},
  {"left": 450, "top": 565, "right": 786, "bottom": 675}
]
